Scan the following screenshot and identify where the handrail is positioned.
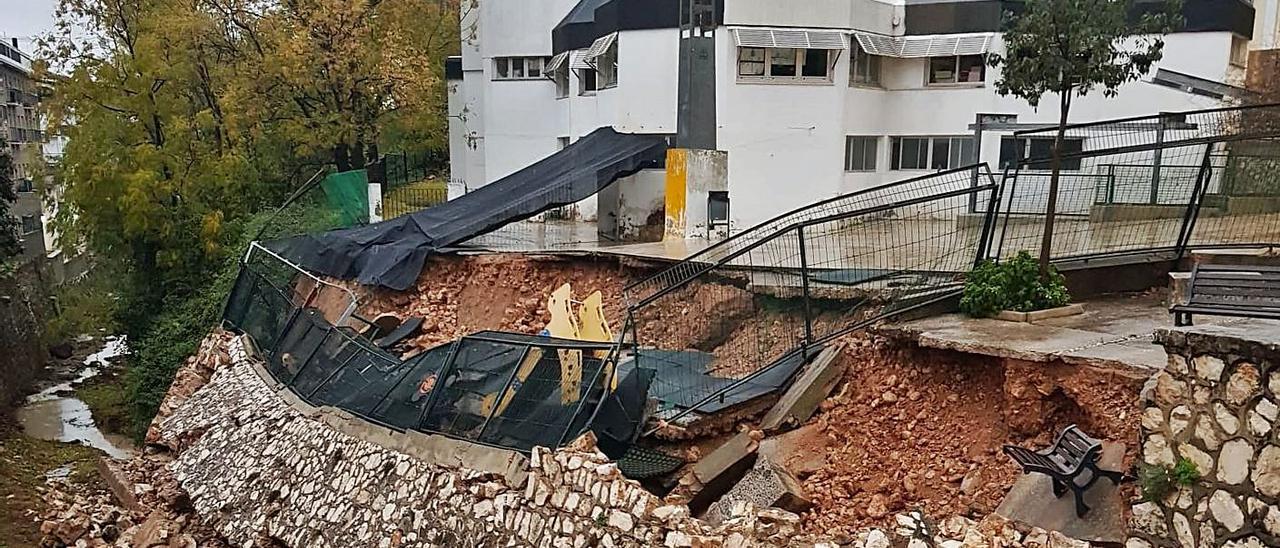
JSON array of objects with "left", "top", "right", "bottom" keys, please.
[{"left": 624, "top": 164, "right": 992, "bottom": 299}]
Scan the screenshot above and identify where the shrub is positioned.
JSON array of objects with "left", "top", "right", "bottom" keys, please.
[
  {"left": 959, "top": 251, "right": 1071, "bottom": 318},
  {"left": 1139, "top": 458, "right": 1201, "bottom": 502}
]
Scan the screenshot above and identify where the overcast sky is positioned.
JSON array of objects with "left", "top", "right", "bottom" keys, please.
[{"left": 0, "top": 0, "right": 59, "bottom": 53}]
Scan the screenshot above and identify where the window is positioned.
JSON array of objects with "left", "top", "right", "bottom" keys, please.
[
  {"left": 16, "top": 178, "right": 33, "bottom": 193},
  {"left": 596, "top": 41, "right": 618, "bottom": 89},
  {"left": 844, "top": 137, "right": 879, "bottom": 172},
  {"left": 890, "top": 137, "right": 974, "bottom": 171},
  {"left": 1231, "top": 35, "right": 1249, "bottom": 67},
  {"left": 20, "top": 214, "right": 38, "bottom": 234},
  {"left": 928, "top": 55, "right": 986, "bottom": 85},
  {"left": 493, "top": 57, "right": 548, "bottom": 80},
  {"left": 553, "top": 67, "right": 570, "bottom": 98},
  {"left": 558, "top": 136, "right": 570, "bottom": 150},
  {"left": 737, "top": 47, "right": 834, "bottom": 82},
  {"left": 850, "top": 44, "right": 881, "bottom": 87},
  {"left": 578, "top": 68, "right": 598, "bottom": 95},
  {"left": 999, "top": 137, "right": 1084, "bottom": 171}
]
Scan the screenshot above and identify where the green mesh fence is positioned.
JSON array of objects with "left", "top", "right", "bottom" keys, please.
[{"left": 320, "top": 169, "right": 370, "bottom": 226}]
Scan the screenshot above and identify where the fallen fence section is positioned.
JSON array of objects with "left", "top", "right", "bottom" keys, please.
[
  {"left": 223, "top": 245, "right": 642, "bottom": 455},
  {"left": 624, "top": 165, "right": 1001, "bottom": 428}
]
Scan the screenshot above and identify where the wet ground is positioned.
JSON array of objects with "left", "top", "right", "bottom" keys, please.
[{"left": 17, "top": 336, "right": 134, "bottom": 459}]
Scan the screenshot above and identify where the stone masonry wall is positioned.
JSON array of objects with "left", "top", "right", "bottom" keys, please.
[
  {"left": 155, "top": 334, "right": 1114, "bottom": 548},
  {"left": 1128, "top": 326, "right": 1280, "bottom": 548},
  {"left": 153, "top": 336, "right": 815, "bottom": 548}
]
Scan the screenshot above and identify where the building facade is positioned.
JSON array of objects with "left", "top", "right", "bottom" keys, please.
[
  {"left": 447, "top": 0, "right": 1269, "bottom": 233},
  {"left": 1, "top": 37, "right": 48, "bottom": 260}
]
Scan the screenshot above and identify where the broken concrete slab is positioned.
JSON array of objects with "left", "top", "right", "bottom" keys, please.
[
  {"left": 702, "top": 455, "right": 811, "bottom": 525},
  {"left": 995, "top": 441, "right": 1127, "bottom": 544},
  {"left": 758, "top": 423, "right": 830, "bottom": 478},
  {"left": 680, "top": 431, "right": 759, "bottom": 514},
  {"left": 760, "top": 344, "right": 844, "bottom": 433}
]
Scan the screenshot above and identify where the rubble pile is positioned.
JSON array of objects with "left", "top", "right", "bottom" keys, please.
[{"left": 32, "top": 452, "right": 230, "bottom": 547}]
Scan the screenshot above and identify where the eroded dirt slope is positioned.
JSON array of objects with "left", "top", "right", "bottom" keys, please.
[{"left": 794, "top": 335, "right": 1144, "bottom": 537}]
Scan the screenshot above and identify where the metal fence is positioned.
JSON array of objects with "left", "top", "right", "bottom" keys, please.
[
  {"left": 995, "top": 103, "right": 1280, "bottom": 262},
  {"left": 623, "top": 165, "right": 1000, "bottom": 426},
  {"left": 223, "top": 242, "right": 622, "bottom": 453},
  {"left": 377, "top": 151, "right": 450, "bottom": 220}
]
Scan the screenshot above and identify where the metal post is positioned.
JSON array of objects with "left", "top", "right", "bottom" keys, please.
[
  {"left": 796, "top": 226, "right": 814, "bottom": 351},
  {"left": 1175, "top": 143, "right": 1216, "bottom": 257},
  {"left": 996, "top": 165, "right": 1020, "bottom": 261},
  {"left": 1107, "top": 164, "right": 1116, "bottom": 205},
  {"left": 415, "top": 340, "right": 462, "bottom": 433},
  {"left": 476, "top": 346, "right": 533, "bottom": 441},
  {"left": 1151, "top": 113, "right": 1168, "bottom": 205},
  {"left": 975, "top": 168, "right": 1002, "bottom": 265}
]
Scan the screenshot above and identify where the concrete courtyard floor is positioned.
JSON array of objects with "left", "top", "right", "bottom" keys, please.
[{"left": 880, "top": 291, "right": 1280, "bottom": 372}]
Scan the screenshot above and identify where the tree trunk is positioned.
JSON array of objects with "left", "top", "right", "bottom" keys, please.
[
  {"left": 334, "top": 143, "right": 353, "bottom": 172},
  {"left": 1039, "top": 91, "right": 1072, "bottom": 280}
]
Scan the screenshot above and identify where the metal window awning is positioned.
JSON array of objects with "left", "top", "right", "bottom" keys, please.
[
  {"left": 853, "top": 32, "right": 993, "bottom": 58},
  {"left": 732, "top": 27, "right": 849, "bottom": 50},
  {"left": 544, "top": 51, "right": 570, "bottom": 76},
  {"left": 584, "top": 32, "right": 618, "bottom": 64},
  {"left": 570, "top": 51, "right": 592, "bottom": 70}
]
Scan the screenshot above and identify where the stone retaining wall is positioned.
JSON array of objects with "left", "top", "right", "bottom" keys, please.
[
  {"left": 154, "top": 336, "right": 816, "bottom": 548},
  {"left": 1128, "top": 326, "right": 1280, "bottom": 548}
]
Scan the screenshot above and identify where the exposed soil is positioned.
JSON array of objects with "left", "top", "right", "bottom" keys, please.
[
  {"left": 360, "top": 255, "right": 650, "bottom": 353},
  {"left": 794, "top": 334, "right": 1145, "bottom": 537}
]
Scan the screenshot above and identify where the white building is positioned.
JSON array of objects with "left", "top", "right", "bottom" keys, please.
[{"left": 447, "top": 0, "right": 1269, "bottom": 234}]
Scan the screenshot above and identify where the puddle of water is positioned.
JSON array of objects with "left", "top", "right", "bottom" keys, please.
[{"left": 18, "top": 335, "right": 134, "bottom": 460}]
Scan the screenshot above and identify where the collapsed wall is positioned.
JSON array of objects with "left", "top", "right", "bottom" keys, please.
[
  {"left": 147, "top": 333, "right": 1108, "bottom": 548},
  {"left": 1130, "top": 326, "right": 1280, "bottom": 548},
  {"left": 153, "top": 335, "right": 811, "bottom": 547}
]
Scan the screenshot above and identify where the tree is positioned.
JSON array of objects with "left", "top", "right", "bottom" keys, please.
[
  {"left": 0, "top": 139, "right": 20, "bottom": 260},
  {"left": 989, "top": 0, "right": 1180, "bottom": 278}
]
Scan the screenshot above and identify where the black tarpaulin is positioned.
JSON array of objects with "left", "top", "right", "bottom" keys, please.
[{"left": 269, "top": 127, "right": 669, "bottom": 290}]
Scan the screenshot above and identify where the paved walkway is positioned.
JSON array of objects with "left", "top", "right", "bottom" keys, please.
[{"left": 880, "top": 292, "right": 1280, "bottom": 372}]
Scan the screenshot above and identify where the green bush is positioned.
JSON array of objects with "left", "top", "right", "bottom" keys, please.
[
  {"left": 959, "top": 251, "right": 1071, "bottom": 318},
  {"left": 1139, "top": 458, "right": 1201, "bottom": 502},
  {"left": 122, "top": 196, "right": 345, "bottom": 440}
]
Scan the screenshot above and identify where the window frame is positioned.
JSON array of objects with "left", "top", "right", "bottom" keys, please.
[
  {"left": 1230, "top": 34, "right": 1249, "bottom": 68},
  {"left": 20, "top": 214, "right": 39, "bottom": 235},
  {"left": 844, "top": 136, "right": 879, "bottom": 172},
  {"left": 492, "top": 56, "right": 551, "bottom": 81},
  {"left": 595, "top": 41, "right": 619, "bottom": 90},
  {"left": 578, "top": 68, "right": 598, "bottom": 95},
  {"left": 890, "top": 136, "right": 975, "bottom": 171},
  {"left": 926, "top": 54, "right": 987, "bottom": 86},
  {"left": 737, "top": 46, "right": 837, "bottom": 84},
  {"left": 999, "top": 136, "right": 1085, "bottom": 171},
  {"left": 849, "top": 44, "right": 882, "bottom": 88},
  {"left": 553, "top": 66, "right": 570, "bottom": 98}
]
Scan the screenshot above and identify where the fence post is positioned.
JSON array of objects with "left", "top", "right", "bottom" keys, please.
[
  {"left": 1151, "top": 113, "right": 1168, "bottom": 205},
  {"left": 975, "top": 168, "right": 1001, "bottom": 266},
  {"left": 1175, "top": 143, "right": 1216, "bottom": 258},
  {"left": 797, "top": 225, "right": 814, "bottom": 353},
  {"left": 995, "top": 166, "right": 1020, "bottom": 261}
]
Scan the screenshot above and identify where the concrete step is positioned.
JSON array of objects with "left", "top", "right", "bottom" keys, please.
[{"left": 1188, "top": 248, "right": 1280, "bottom": 268}]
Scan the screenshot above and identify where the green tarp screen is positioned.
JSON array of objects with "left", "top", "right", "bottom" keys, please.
[{"left": 320, "top": 169, "right": 369, "bottom": 226}]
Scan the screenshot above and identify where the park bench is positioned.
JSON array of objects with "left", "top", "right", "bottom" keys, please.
[
  {"left": 1172, "top": 264, "right": 1280, "bottom": 326},
  {"left": 1002, "top": 425, "right": 1123, "bottom": 518}
]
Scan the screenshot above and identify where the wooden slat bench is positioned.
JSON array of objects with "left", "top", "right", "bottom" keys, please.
[
  {"left": 1002, "top": 425, "right": 1123, "bottom": 517},
  {"left": 1172, "top": 264, "right": 1280, "bottom": 326}
]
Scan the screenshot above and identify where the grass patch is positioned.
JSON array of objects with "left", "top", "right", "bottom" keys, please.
[
  {"left": 75, "top": 372, "right": 131, "bottom": 438},
  {"left": 0, "top": 421, "right": 104, "bottom": 548}
]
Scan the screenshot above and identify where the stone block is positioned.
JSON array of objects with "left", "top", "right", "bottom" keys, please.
[
  {"left": 759, "top": 345, "right": 843, "bottom": 433},
  {"left": 700, "top": 456, "right": 810, "bottom": 525},
  {"left": 681, "top": 431, "right": 758, "bottom": 514}
]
